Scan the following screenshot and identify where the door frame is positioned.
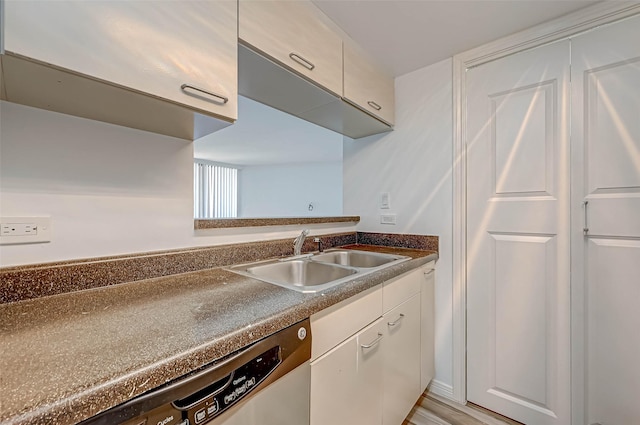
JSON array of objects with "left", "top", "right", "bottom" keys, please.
[{"left": 448, "top": 1, "right": 640, "bottom": 416}]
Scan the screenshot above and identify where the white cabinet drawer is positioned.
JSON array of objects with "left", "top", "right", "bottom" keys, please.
[
  {"left": 310, "top": 284, "right": 382, "bottom": 361},
  {"left": 383, "top": 268, "right": 423, "bottom": 313}
]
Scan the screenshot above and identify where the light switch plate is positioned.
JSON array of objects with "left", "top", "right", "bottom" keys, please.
[
  {"left": 380, "top": 192, "right": 390, "bottom": 209},
  {"left": 0, "top": 217, "right": 52, "bottom": 245}
]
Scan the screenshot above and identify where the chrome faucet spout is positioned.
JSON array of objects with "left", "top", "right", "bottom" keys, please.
[{"left": 293, "top": 229, "right": 310, "bottom": 256}]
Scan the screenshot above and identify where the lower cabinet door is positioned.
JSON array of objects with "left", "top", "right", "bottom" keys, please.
[
  {"left": 310, "top": 318, "right": 384, "bottom": 425},
  {"left": 383, "top": 294, "right": 421, "bottom": 425},
  {"left": 421, "top": 267, "right": 435, "bottom": 391},
  {"left": 356, "top": 319, "right": 385, "bottom": 425}
]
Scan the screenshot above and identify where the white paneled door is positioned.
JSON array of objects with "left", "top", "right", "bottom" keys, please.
[
  {"left": 571, "top": 15, "right": 640, "bottom": 425},
  {"left": 466, "top": 40, "right": 571, "bottom": 424}
]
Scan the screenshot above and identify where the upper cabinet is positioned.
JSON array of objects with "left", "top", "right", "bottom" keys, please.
[
  {"left": 1, "top": 0, "right": 393, "bottom": 140},
  {"left": 239, "top": 0, "right": 343, "bottom": 97},
  {"left": 344, "top": 42, "right": 395, "bottom": 125},
  {"left": 239, "top": 0, "right": 395, "bottom": 137},
  {"left": 1, "top": 0, "right": 237, "bottom": 140}
]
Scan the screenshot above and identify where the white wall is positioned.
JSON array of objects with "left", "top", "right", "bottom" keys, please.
[
  {"left": 0, "top": 101, "right": 355, "bottom": 267},
  {"left": 344, "top": 58, "right": 454, "bottom": 394},
  {"left": 239, "top": 162, "right": 342, "bottom": 217},
  {"left": 1, "top": 59, "right": 455, "bottom": 392}
]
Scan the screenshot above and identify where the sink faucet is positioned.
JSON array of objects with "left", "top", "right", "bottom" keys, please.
[{"left": 293, "top": 229, "right": 310, "bottom": 256}]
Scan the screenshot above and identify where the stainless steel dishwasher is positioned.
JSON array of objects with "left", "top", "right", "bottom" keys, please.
[{"left": 81, "top": 319, "right": 311, "bottom": 425}]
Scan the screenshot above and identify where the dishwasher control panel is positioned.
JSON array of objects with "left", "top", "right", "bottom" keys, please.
[
  {"left": 179, "top": 346, "right": 280, "bottom": 424},
  {"left": 120, "top": 346, "right": 281, "bottom": 425}
]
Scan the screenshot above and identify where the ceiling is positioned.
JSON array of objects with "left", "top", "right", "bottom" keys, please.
[{"left": 311, "top": 0, "right": 599, "bottom": 77}]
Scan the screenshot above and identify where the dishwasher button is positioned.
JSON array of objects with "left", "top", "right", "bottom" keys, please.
[
  {"left": 194, "top": 408, "right": 206, "bottom": 424},
  {"left": 207, "top": 400, "right": 220, "bottom": 416}
]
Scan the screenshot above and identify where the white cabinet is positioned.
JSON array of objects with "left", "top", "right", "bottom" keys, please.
[
  {"left": 344, "top": 42, "right": 395, "bottom": 125},
  {"left": 310, "top": 263, "right": 435, "bottom": 425},
  {"left": 310, "top": 318, "right": 385, "bottom": 425},
  {"left": 311, "top": 285, "right": 383, "bottom": 361},
  {"left": 381, "top": 267, "right": 425, "bottom": 425},
  {"left": 356, "top": 320, "right": 386, "bottom": 424},
  {"left": 421, "top": 266, "right": 436, "bottom": 391},
  {"left": 383, "top": 294, "right": 421, "bottom": 425},
  {"left": 239, "top": 0, "right": 343, "bottom": 96},
  {"left": 2, "top": 0, "right": 237, "bottom": 139},
  {"left": 237, "top": 0, "right": 394, "bottom": 138}
]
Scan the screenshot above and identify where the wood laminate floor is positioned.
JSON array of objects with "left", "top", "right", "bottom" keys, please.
[{"left": 404, "top": 393, "right": 524, "bottom": 425}]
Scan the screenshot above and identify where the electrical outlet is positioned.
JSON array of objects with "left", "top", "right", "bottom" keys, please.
[
  {"left": 0, "top": 217, "right": 51, "bottom": 245},
  {"left": 380, "top": 214, "right": 397, "bottom": 225},
  {"left": 1, "top": 223, "right": 38, "bottom": 236}
]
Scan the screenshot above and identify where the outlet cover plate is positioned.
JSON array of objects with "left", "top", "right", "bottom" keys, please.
[
  {"left": 0, "top": 217, "right": 52, "bottom": 245},
  {"left": 380, "top": 214, "right": 397, "bottom": 225}
]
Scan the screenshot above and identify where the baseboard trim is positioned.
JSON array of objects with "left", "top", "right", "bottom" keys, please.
[{"left": 427, "top": 380, "right": 455, "bottom": 400}]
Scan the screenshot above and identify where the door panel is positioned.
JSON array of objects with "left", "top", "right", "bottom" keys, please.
[
  {"left": 466, "top": 40, "right": 570, "bottom": 425},
  {"left": 587, "top": 61, "right": 640, "bottom": 193},
  {"left": 586, "top": 239, "right": 640, "bottom": 424},
  {"left": 571, "top": 14, "right": 640, "bottom": 425},
  {"left": 492, "top": 82, "right": 555, "bottom": 196},
  {"left": 492, "top": 235, "right": 555, "bottom": 408},
  {"left": 584, "top": 57, "right": 640, "bottom": 238}
]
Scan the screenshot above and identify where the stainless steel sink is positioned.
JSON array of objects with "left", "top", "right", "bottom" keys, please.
[
  {"left": 226, "top": 249, "right": 410, "bottom": 293},
  {"left": 247, "top": 260, "right": 357, "bottom": 286},
  {"left": 227, "top": 258, "right": 359, "bottom": 293},
  {"left": 311, "top": 249, "right": 409, "bottom": 268}
]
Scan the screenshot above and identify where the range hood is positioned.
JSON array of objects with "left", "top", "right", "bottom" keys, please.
[{"left": 238, "top": 44, "right": 392, "bottom": 139}]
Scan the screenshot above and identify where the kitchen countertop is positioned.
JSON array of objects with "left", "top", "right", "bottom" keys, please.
[{"left": 0, "top": 245, "right": 437, "bottom": 425}]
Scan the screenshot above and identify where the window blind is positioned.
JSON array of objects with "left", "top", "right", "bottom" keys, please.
[{"left": 194, "top": 161, "right": 238, "bottom": 219}]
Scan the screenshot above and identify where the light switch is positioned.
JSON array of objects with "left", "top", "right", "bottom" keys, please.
[{"left": 380, "top": 192, "right": 390, "bottom": 209}]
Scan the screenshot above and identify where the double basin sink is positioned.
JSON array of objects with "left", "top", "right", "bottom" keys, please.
[{"left": 226, "top": 249, "right": 410, "bottom": 293}]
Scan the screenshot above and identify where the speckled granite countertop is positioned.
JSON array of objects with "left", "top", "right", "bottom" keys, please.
[{"left": 0, "top": 245, "right": 436, "bottom": 425}]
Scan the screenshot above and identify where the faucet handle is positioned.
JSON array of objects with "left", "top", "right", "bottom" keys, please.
[{"left": 313, "top": 237, "right": 323, "bottom": 252}]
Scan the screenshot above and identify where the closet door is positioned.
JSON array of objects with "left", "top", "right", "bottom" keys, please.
[
  {"left": 571, "top": 14, "right": 640, "bottom": 425},
  {"left": 466, "top": 40, "right": 571, "bottom": 425}
]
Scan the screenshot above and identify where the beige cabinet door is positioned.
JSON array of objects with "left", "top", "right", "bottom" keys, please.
[
  {"left": 310, "top": 318, "right": 384, "bottom": 425},
  {"left": 239, "top": 0, "right": 343, "bottom": 96},
  {"left": 343, "top": 42, "right": 395, "bottom": 125},
  {"left": 421, "top": 266, "right": 435, "bottom": 391},
  {"left": 383, "top": 294, "right": 421, "bottom": 425},
  {"left": 570, "top": 14, "right": 640, "bottom": 425},
  {"left": 466, "top": 40, "right": 571, "bottom": 424},
  {"left": 355, "top": 319, "right": 385, "bottom": 425},
  {"left": 4, "top": 0, "right": 237, "bottom": 122}
]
